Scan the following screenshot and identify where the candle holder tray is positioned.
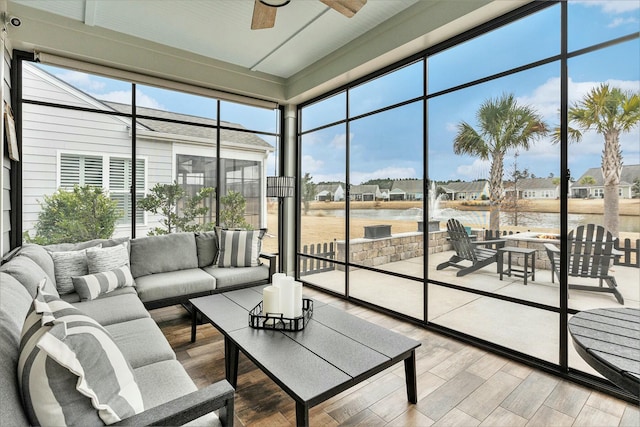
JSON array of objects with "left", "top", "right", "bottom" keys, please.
[{"left": 249, "top": 298, "right": 313, "bottom": 331}]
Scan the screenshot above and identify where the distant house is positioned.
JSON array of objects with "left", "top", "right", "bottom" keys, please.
[
  {"left": 572, "top": 165, "right": 639, "bottom": 199},
  {"left": 441, "top": 181, "right": 489, "bottom": 200},
  {"left": 21, "top": 63, "right": 274, "bottom": 238},
  {"left": 388, "top": 187, "right": 406, "bottom": 201},
  {"left": 315, "top": 183, "right": 345, "bottom": 201},
  {"left": 504, "top": 178, "right": 560, "bottom": 199},
  {"left": 350, "top": 184, "right": 382, "bottom": 201},
  {"left": 390, "top": 179, "right": 424, "bottom": 200}
]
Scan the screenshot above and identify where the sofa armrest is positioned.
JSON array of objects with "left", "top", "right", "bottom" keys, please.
[
  {"left": 260, "top": 252, "right": 277, "bottom": 277},
  {"left": 113, "top": 380, "right": 234, "bottom": 427}
]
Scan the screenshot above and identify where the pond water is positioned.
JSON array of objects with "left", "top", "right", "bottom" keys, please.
[{"left": 313, "top": 208, "right": 640, "bottom": 233}]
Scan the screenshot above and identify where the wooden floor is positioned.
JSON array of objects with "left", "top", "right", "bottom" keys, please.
[{"left": 152, "top": 288, "right": 639, "bottom": 427}]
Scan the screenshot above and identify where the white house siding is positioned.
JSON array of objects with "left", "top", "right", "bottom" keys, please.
[
  {"left": 1, "top": 47, "right": 11, "bottom": 254},
  {"left": 21, "top": 67, "right": 172, "bottom": 238}
]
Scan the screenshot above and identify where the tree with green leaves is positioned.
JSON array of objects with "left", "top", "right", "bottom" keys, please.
[
  {"left": 302, "top": 173, "right": 316, "bottom": 215},
  {"left": 453, "top": 93, "right": 548, "bottom": 231},
  {"left": 219, "top": 190, "right": 252, "bottom": 229},
  {"left": 555, "top": 83, "right": 640, "bottom": 236},
  {"left": 137, "top": 181, "right": 215, "bottom": 235},
  {"left": 579, "top": 175, "right": 597, "bottom": 186},
  {"left": 25, "top": 185, "right": 121, "bottom": 245}
]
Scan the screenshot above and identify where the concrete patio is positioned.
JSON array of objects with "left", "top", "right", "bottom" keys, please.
[{"left": 301, "top": 250, "right": 640, "bottom": 379}]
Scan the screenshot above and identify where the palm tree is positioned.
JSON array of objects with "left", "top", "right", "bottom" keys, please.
[
  {"left": 558, "top": 83, "right": 640, "bottom": 236},
  {"left": 453, "top": 93, "right": 548, "bottom": 231}
]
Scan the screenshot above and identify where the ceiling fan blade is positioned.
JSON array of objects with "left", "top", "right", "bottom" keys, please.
[
  {"left": 320, "top": 0, "right": 367, "bottom": 18},
  {"left": 251, "top": 0, "right": 277, "bottom": 30}
]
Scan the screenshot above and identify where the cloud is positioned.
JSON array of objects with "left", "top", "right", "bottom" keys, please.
[
  {"left": 456, "top": 159, "right": 489, "bottom": 180},
  {"left": 577, "top": 0, "right": 640, "bottom": 14},
  {"left": 330, "top": 132, "right": 352, "bottom": 149},
  {"left": 301, "top": 155, "right": 324, "bottom": 173},
  {"left": 350, "top": 166, "right": 417, "bottom": 185},
  {"left": 90, "top": 89, "right": 166, "bottom": 110},
  {"left": 608, "top": 17, "right": 639, "bottom": 28},
  {"left": 55, "top": 70, "right": 106, "bottom": 91}
]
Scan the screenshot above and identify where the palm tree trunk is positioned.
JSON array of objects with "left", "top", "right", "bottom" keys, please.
[
  {"left": 602, "top": 130, "right": 622, "bottom": 237},
  {"left": 489, "top": 152, "right": 504, "bottom": 232}
]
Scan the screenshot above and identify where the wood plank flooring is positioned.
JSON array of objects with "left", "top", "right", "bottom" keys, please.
[{"left": 151, "top": 288, "right": 639, "bottom": 426}]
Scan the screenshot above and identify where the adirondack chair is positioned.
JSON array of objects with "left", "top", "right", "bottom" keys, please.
[
  {"left": 436, "top": 218, "right": 506, "bottom": 277},
  {"left": 544, "top": 224, "right": 624, "bottom": 304}
]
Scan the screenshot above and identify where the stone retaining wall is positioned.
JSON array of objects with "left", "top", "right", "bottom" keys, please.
[{"left": 335, "top": 231, "right": 451, "bottom": 270}]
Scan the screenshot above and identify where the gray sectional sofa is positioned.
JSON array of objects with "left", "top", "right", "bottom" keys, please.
[{"left": 0, "top": 231, "right": 274, "bottom": 426}]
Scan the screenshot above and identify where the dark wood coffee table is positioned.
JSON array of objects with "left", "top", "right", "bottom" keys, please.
[{"left": 190, "top": 287, "right": 421, "bottom": 426}]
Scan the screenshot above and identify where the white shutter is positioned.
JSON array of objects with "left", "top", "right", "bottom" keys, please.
[
  {"left": 60, "top": 154, "right": 80, "bottom": 188},
  {"left": 60, "top": 153, "right": 103, "bottom": 188},
  {"left": 109, "top": 157, "right": 146, "bottom": 225}
]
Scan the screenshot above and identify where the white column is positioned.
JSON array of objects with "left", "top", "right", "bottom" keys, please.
[{"left": 282, "top": 104, "right": 297, "bottom": 276}]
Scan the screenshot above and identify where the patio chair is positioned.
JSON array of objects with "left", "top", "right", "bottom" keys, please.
[
  {"left": 436, "top": 218, "right": 506, "bottom": 277},
  {"left": 544, "top": 224, "right": 623, "bottom": 304}
]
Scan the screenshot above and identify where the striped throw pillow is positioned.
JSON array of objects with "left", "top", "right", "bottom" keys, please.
[
  {"left": 18, "top": 281, "right": 144, "bottom": 425},
  {"left": 217, "top": 229, "right": 266, "bottom": 267},
  {"left": 72, "top": 266, "right": 135, "bottom": 301}
]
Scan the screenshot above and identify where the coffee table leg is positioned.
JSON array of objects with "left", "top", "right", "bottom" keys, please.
[
  {"left": 191, "top": 307, "right": 198, "bottom": 343},
  {"left": 295, "top": 402, "right": 309, "bottom": 427},
  {"left": 404, "top": 350, "right": 417, "bottom": 404},
  {"left": 225, "top": 336, "right": 239, "bottom": 388}
]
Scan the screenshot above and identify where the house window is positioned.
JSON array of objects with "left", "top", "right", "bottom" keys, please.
[
  {"left": 60, "top": 153, "right": 103, "bottom": 188},
  {"left": 109, "top": 157, "right": 146, "bottom": 225},
  {"left": 59, "top": 153, "right": 146, "bottom": 226}
]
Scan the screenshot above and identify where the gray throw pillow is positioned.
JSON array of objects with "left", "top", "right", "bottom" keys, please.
[
  {"left": 51, "top": 248, "right": 93, "bottom": 295},
  {"left": 86, "top": 242, "right": 130, "bottom": 274},
  {"left": 195, "top": 231, "right": 218, "bottom": 268}
]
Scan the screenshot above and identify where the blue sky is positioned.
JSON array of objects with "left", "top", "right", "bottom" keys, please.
[
  {"left": 301, "top": 1, "right": 640, "bottom": 184},
  {"left": 40, "top": 1, "right": 639, "bottom": 184}
]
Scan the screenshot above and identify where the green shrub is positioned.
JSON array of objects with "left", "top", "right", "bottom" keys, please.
[
  {"left": 137, "top": 182, "right": 215, "bottom": 235},
  {"left": 25, "top": 185, "right": 121, "bottom": 245},
  {"left": 219, "top": 190, "right": 252, "bottom": 229}
]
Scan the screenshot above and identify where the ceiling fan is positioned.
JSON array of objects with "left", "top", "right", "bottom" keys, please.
[{"left": 251, "top": 0, "right": 367, "bottom": 30}]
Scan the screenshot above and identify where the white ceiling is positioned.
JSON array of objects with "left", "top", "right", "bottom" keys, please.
[
  {"left": 5, "top": 0, "right": 528, "bottom": 103},
  {"left": 10, "top": 0, "right": 421, "bottom": 78}
]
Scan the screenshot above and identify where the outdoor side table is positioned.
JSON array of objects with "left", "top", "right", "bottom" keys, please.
[{"left": 498, "top": 247, "right": 536, "bottom": 285}]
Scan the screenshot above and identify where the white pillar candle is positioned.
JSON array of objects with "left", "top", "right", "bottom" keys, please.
[
  {"left": 293, "top": 281, "right": 303, "bottom": 317},
  {"left": 263, "top": 285, "right": 280, "bottom": 315},
  {"left": 272, "top": 273, "right": 287, "bottom": 293},
  {"left": 279, "top": 277, "right": 295, "bottom": 318}
]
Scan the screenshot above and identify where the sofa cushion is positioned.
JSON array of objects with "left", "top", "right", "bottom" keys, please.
[
  {"left": 135, "top": 268, "right": 215, "bottom": 303},
  {"left": 130, "top": 233, "right": 198, "bottom": 278},
  {"left": 50, "top": 248, "right": 93, "bottom": 295},
  {"left": 203, "top": 264, "right": 270, "bottom": 290},
  {"left": 0, "top": 255, "right": 58, "bottom": 298},
  {"left": 72, "top": 266, "right": 136, "bottom": 301},
  {"left": 86, "top": 242, "right": 130, "bottom": 274},
  {"left": 195, "top": 231, "right": 219, "bottom": 268},
  {"left": 18, "top": 285, "right": 144, "bottom": 425},
  {"left": 72, "top": 291, "right": 150, "bottom": 326},
  {"left": 15, "top": 244, "right": 57, "bottom": 289},
  {"left": 217, "top": 229, "right": 266, "bottom": 267},
  {"left": 105, "top": 318, "right": 175, "bottom": 369},
  {"left": 0, "top": 273, "right": 33, "bottom": 427},
  {"left": 133, "top": 360, "right": 198, "bottom": 411}
]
